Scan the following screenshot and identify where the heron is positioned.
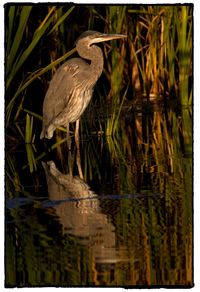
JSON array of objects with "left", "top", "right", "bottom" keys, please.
[{"left": 40, "top": 30, "right": 127, "bottom": 142}]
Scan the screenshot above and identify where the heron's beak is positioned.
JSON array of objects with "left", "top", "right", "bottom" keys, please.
[{"left": 93, "top": 33, "right": 127, "bottom": 44}]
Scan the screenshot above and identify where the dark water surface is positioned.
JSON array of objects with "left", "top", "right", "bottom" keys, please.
[{"left": 5, "top": 105, "right": 193, "bottom": 287}]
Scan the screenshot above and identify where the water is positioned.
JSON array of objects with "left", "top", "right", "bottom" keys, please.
[{"left": 5, "top": 105, "right": 193, "bottom": 287}]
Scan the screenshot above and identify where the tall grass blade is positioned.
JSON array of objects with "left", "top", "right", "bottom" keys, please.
[
  {"left": 177, "top": 6, "right": 192, "bottom": 105},
  {"left": 25, "top": 113, "right": 33, "bottom": 144},
  {"left": 15, "top": 123, "right": 25, "bottom": 140},
  {"left": 24, "top": 114, "right": 37, "bottom": 172},
  {"left": 25, "top": 144, "right": 37, "bottom": 173},
  {"left": 6, "top": 6, "right": 32, "bottom": 76},
  {"left": 48, "top": 6, "right": 75, "bottom": 35},
  {"left": 23, "top": 109, "right": 42, "bottom": 121},
  {"left": 6, "top": 6, "right": 15, "bottom": 54},
  {"left": 6, "top": 7, "right": 57, "bottom": 90}
]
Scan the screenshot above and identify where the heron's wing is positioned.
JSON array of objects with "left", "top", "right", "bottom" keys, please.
[{"left": 42, "top": 60, "right": 81, "bottom": 127}]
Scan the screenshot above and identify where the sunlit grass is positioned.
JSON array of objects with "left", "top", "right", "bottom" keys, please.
[
  {"left": 128, "top": 5, "right": 192, "bottom": 104},
  {"left": 105, "top": 84, "right": 128, "bottom": 136}
]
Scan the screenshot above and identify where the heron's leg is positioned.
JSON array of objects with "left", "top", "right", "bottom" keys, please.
[
  {"left": 66, "top": 123, "right": 73, "bottom": 177},
  {"left": 75, "top": 119, "right": 80, "bottom": 147},
  {"left": 68, "top": 149, "right": 73, "bottom": 178},
  {"left": 76, "top": 148, "right": 83, "bottom": 179}
]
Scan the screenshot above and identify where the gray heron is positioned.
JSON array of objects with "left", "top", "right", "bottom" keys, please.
[{"left": 40, "top": 30, "right": 127, "bottom": 141}]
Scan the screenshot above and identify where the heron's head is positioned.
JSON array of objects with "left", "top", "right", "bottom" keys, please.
[{"left": 76, "top": 30, "right": 127, "bottom": 46}]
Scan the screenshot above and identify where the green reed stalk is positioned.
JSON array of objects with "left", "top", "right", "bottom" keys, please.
[
  {"left": 106, "top": 6, "right": 127, "bottom": 95},
  {"left": 106, "top": 84, "right": 128, "bottom": 136},
  {"left": 181, "top": 107, "right": 192, "bottom": 152},
  {"left": 25, "top": 144, "right": 37, "bottom": 173},
  {"left": 177, "top": 6, "right": 192, "bottom": 105},
  {"left": 25, "top": 114, "right": 33, "bottom": 144},
  {"left": 164, "top": 7, "right": 176, "bottom": 93},
  {"left": 6, "top": 6, "right": 32, "bottom": 78},
  {"left": 25, "top": 114, "right": 37, "bottom": 172},
  {"left": 104, "top": 6, "right": 127, "bottom": 128},
  {"left": 6, "top": 152, "right": 23, "bottom": 195},
  {"left": 103, "top": 7, "right": 128, "bottom": 136},
  {"left": 48, "top": 6, "right": 75, "bottom": 35},
  {"left": 6, "top": 6, "right": 56, "bottom": 90}
]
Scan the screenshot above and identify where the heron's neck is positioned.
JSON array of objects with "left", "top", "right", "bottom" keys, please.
[{"left": 76, "top": 42, "right": 104, "bottom": 84}]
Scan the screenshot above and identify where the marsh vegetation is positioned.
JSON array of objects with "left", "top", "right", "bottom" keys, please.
[{"left": 5, "top": 4, "right": 193, "bottom": 287}]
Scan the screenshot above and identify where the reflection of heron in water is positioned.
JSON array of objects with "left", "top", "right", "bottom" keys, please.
[
  {"left": 42, "top": 161, "right": 130, "bottom": 264},
  {"left": 40, "top": 30, "right": 127, "bottom": 142}
]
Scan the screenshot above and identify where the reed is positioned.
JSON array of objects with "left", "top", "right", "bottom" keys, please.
[
  {"left": 128, "top": 5, "right": 192, "bottom": 103},
  {"left": 6, "top": 152, "right": 22, "bottom": 196},
  {"left": 25, "top": 114, "right": 34, "bottom": 144},
  {"left": 176, "top": 6, "right": 192, "bottom": 105},
  {"left": 24, "top": 114, "right": 37, "bottom": 172},
  {"left": 105, "top": 6, "right": 127, "bottom": 97},
  {"left": 82, "top": 137, "right": 102, "bottom": 181},
  {"left": 105, "top": 84, "right": 128, "bottom": 136},
  {"left": 103, "top": 6, "right": 127, "bottom": 135}
]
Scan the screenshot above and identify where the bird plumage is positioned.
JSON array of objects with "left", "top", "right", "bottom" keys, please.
[{"left": 40, "top": 59, "right": 95, "bottom": 139}]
